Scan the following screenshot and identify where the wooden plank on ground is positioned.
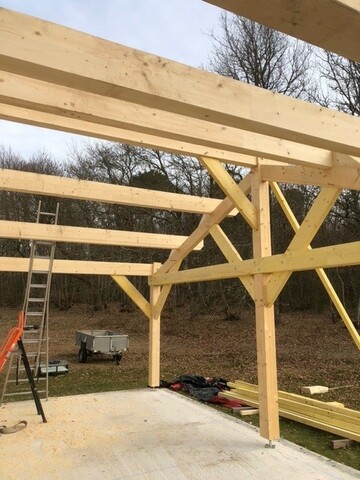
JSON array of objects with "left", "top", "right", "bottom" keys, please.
[
  {"left": 221, "top": 380, "right": 360, "bottom": 442},
  {"left": 331, "top": 439, "right": 354, "bottom": 450}
]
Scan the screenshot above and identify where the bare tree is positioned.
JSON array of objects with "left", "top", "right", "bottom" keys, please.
[
  {"left": 318, "top": 52, "right": 360, "bottom": 115},
  {"left": 206, "top": 13, "right": 315, "bottom": 99}
]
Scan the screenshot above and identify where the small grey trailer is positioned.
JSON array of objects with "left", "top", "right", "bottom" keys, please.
[{"left": 75, "top": 330, "right": 129, "bottom": 365}]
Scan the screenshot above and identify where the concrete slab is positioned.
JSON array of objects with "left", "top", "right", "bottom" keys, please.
[{"left": 0, "top": 389, "right": 358, "bottom": 480}]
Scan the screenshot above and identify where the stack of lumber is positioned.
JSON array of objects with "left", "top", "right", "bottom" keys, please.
[{"left": 220, "top": 380, "right": 360, "bottom": 443}]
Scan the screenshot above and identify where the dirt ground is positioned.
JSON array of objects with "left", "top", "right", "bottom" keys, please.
[{"left": 0, "top": 304, "right": 359, "bottom": 410}]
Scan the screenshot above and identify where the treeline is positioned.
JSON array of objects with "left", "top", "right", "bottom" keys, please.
[
  {"left": 0, "top": 144, "right": 359, "bottom": 323},
  {"left": 0, "top": 12, "right": 359, "bottom": 321}
]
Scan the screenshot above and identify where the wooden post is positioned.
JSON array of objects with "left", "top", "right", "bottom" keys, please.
[
  {"left": 148, "top": 262, "right": 161, "bottom": 387},
  {"left": 251, "top": 166, "right": 280, "bottom": 441}
]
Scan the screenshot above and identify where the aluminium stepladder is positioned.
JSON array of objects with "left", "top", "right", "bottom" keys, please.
[{"left": 0, "top": 201, "right": 59, "bottom": 406}]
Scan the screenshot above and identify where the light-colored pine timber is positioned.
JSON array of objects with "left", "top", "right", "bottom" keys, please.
[
  {"left": 153, "top": 258, "right": 182, "bottom": 319},
  {"left": 0, "top": 220, "right": 203, "bottom": 250},
  {"left": 0, "top": 71, "right": 260, "bottom": 168},
  {"left": 200, "top": 156, "right": 257, "bottom": 228},
  {"left": 266, "top": 187, "right": 341, "bottom": 305},
  {"left": 0, "top": 257, "right": 152, "bottom": 276},
  {"left": 112, "top": 276, "right": 151, "bottom": 319},
  {"left": 333, "top": 152, "right": 360, "bottom": 168},
  {"left": 331, "top": 439, "right": 354, "bottom": 449},
  {"left": 221, "top": 381, "right": 360, "bottom": 441},
  {"left": 270, "top": 182, "right": 360, "bottom": 349},
  {"left": 0, "top": 168, "right": 237, "bottom": 216},
  {"left": 203, "top": 1, "right": 360, "bottom": 63},
  {"left": 1, "top": 9, "right": 360, "bottom": 156},
  {"left": 0, "top": 103, "right": 255, "bottom": 166},
  {"left": 209, "top": 224, "right": 254, "bottom": 299},
  {"left": 0, "top": 72, "right": 345, "bottom": 170},
  {"left": 149, "top": 263, "right": 161, "bottom": 387},
  {"left": 154, "top": 174, "right": 253, "bottom": 276},
  {"left": 149, "top": 240, "right": 360, "bottom": 286},
  {"left": 231, "top": 380, "right": 360, "bottom": 420},
  {"left": 261, "top": 165, "right": 360, "bottom": 191},
  {"left": 239, "top": 409, "right": 259, "bottom": 416},
  {"left": 300, "top": 386, "right": 329, "bottom": 395},
  {"left": 251, "top": 167, "right": 280, "bottom": 441}
]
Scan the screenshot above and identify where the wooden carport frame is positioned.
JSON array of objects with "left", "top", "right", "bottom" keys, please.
[{"left": 0, "top": 1, "right": 359, "bottom": 442}]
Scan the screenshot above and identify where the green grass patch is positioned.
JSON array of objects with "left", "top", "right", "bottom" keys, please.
[{"left": 239, "top": 414, "right": 360, "bottom": 471}]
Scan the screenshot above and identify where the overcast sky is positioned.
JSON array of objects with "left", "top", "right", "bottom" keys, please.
[{"left": 1, "top": 0, "right": 223, "bottom": 161}]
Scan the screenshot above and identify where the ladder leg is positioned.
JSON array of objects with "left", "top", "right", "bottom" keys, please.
[{"left": 17, "top": 339, "right": 47, "bottom": 423}]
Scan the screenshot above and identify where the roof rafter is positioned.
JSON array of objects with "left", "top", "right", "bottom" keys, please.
[
  {"left": 0, "top": 103, "right": 254, "bottom": 166},
  {"left": 1, "top": 8, "right": 360, "bottom": 158},
  {"left": 0, "top": 168, "right": 238, "bottom": 216},
  {"left": 0, "top": 220, "right": 204, "bottom": 250},
  {"left": 0, "top": 71, "right": 347, "bottom": 169},
  {"left": 0, "top": 257, "right": 153, "bottom": 276},
  {"left": 203, "top": 1, "right": 360, "bottom": 63}
]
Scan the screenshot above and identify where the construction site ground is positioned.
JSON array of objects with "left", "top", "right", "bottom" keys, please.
[
  {"left": 0, "top": 304, "right": 359, "bottom": 473},
  {"left": 1, "top": 388, "right": 359, "bottom": 480}
]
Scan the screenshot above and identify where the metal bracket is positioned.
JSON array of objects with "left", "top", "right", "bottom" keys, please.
[{"left": 265, "top": 440, "right": 276, "bottom": 449}]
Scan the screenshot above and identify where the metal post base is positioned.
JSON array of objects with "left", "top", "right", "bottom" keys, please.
[{"left": 265, "top": 440, "right": 276, "bottom": 449}]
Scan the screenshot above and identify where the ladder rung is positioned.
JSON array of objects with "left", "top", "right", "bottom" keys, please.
[
  {"left": 7, "top": 378, "right": 46, "bottom": 383},
  {"left": 31, "top": 270, "right": 49, "bottom": 275},
  {"left": 36, "top": 241, "right": 53, "bottom": 246},
  {"left": 9, "top": 365, "right": 44, "bottom": 373},
  {"left": 26, "top": 312, "right": 44, "bottom": 316},
  {"left": 21, "top": 352, "right": 45, "bottom": 357},
  {"left": 28, "top": 298, "right": 46, "bottom": 302},
  {"left": 4, "top": 390, "right": 46, "bottom": 397},
  {"left": 30, "top": 284, "right": 47, "bottom": 288},
  {"left": 39, "top": 211, "right": 56, "bottom": 217},
  {"left": 22, "top": 339, "right": 45, "bottom": 344}
]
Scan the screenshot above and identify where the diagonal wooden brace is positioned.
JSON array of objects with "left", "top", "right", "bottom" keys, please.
[{"left": 266, "top": 186, "right": 341, "bottom": 305}]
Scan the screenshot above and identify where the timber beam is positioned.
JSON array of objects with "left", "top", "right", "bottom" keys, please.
[
  {"left": 270, "top": 182, "right": 360, "bottom": 349},
  {"left": 1, "top": 9, "right": 360, "bottom": 156},
  {"left": 155, "top": 174, "right": 252, "bottom": 276},
  {"left": 261, "top": 164, "right": 360, "bottom": 191},
  {"left": 150, "top": 240, "right": 360, "bottom": 286},
  {"left": 200, "top": 157, "right": 257, "bottom": 228},
  {"left": 112, "top": 276, "right": 151, "bottom": 318},
  {"left": 0, "top": 168, "right": 238, "bottom": 217},
  {"left": 0, "top": 73, "right": 350, "bottom": 170},
  {"left": 265, "top": 187, "right": 341, "bottom": 305},
  {"left": 0, "top": 257, "right": 153, "bottom": 276},
  {"left": 0, "top": 103, "right": 255, "bottom": 166},
  {"left": 251, "top": 167, "right": 279, "bottom": 440},
  {"left": 203, "top": 1, "right": 360, "bottom": 63},
  {"left": 209, "top": 224, "right": 254, "bottom": 299},
  {"left": 0, "top": 220, "right": 204, "bottom": 250}
]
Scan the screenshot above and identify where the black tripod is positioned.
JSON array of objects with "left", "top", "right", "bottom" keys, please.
[{"left": 17, "top": 338, "right": 47, "bottom": 423}]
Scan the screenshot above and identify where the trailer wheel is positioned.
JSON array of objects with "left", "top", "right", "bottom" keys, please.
[
  {"left": 78, "top": 344, "right": 88, "bottom": 363},
  {"left": 114, "top": 353, "right": 123, "bottom": 365}
]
